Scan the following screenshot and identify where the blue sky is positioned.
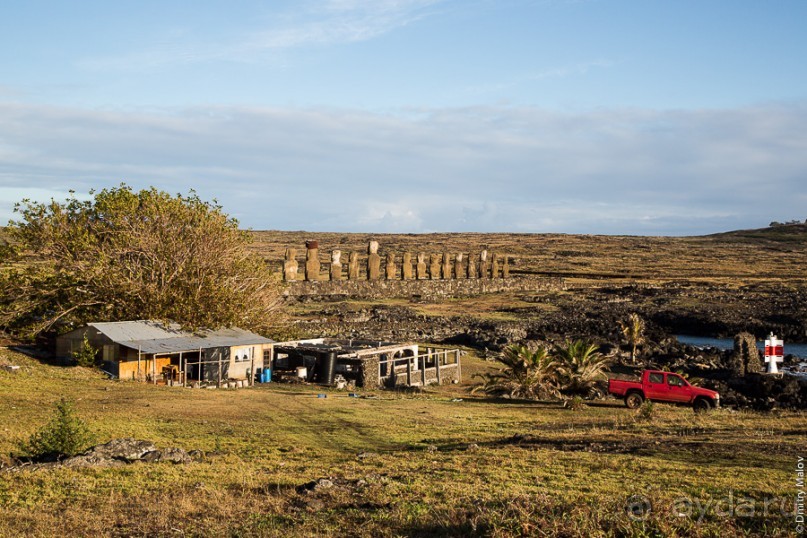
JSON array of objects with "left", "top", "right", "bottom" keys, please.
[{"left": 1, "top": 0, "right": 806, "bottom": 234}]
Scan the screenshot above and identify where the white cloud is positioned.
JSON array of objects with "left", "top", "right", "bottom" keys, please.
[
  {"left": 253, "top": 0, "right": 443, "bottom": 47},
  {"left": 79, "top": 0, "right": 447, "bottom": 71},
  {"left": 0, "top": 101, "right": 805, "bottom": 234}
]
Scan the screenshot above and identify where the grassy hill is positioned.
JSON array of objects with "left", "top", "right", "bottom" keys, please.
[{"left": 0, "top": 347, "right": 802, "bottom": 537}]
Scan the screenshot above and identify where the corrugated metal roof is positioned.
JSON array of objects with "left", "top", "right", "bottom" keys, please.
[
  {"left": 88, "top": 321, "right": 185, "bottom": 342},
  {"left": 88, "top": 321, "right": 273, "bottom": 355}
]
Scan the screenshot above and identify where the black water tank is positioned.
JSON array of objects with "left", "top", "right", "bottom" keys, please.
[{"left": 316, "top": 351, "right": 337, "bottom": 385}]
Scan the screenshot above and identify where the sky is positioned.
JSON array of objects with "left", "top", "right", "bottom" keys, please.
[{"left": 1, "top": 0, "right": 806, "bottom": 235}]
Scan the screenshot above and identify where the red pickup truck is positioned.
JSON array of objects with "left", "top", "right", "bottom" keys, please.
[{"left": 608, "top": 370, "right": 720, "bottom": 412}]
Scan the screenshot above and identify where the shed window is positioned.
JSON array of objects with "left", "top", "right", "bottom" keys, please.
[{"left": 235, "top": 348, "right": 253, "bottom": 362}]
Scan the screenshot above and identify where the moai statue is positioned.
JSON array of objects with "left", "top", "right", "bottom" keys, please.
[
  {"left": 367, "top": 241, "right": 381, "bottom": 280},
  {"left": 283, "top": 248, "right": 299, "bottom": 281},
  {"left": 729, "top": 332, "right": 761, "bottom": 376},
  {"left": 330, "top": 250, "right": 343, "bottom": 281},
  {"left": 385, "top": 252, "right": 396, "bottom": 280},
  {"left": 454, "top": 253, "right": 465, "bottom": 279},
  {"left": 502, "top": 255, "right": 510, "bottom": 278},
  {"left": 478, "top": 250, "right": 489, "bottom": 279},
  {"left": 305, "top": 240, "right": 320, "bottom": 281},
  {"left": 348, "top": 252, "right": 359, "bottom": 280},
  {"left": 490, "top": 253, "right": 500, "bottom": 279},
  {"left": 467, "top": 253, "right": 477, "bottom": 279},
  {"left": 416, "top": 252, "right": 428, "bottom": 279},
  {"left": 429, "top": 253, "right": 441, "bottom": 280},
  {"left": 402, "top": 252, "right": 413, "bottom": 280},
  {"left": 442, "top": 252, "right": 452, "bottom": 280}
]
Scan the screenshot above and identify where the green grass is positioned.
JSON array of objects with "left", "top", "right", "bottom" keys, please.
[{"left": 0, "top": 348, "right": 803, "bottom": 537}]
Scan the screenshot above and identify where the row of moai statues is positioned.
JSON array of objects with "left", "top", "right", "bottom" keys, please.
[{"left": 283, "top": 240, "right": 510, "bottom": 282}]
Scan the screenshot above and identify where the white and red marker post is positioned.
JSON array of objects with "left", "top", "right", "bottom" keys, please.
[{"left": 764, "top": 332, "right": 784, "bottom": 374}]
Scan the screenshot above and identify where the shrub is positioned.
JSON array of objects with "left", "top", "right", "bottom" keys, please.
[
  {"left": 618, "top": 313, "right": 645, "bottom": 363},
  {"left": 567, "top": 396, "right": 587, "bottom": 411},
  {"left": 18, "top": 398, "right": 95, "bottom": 461},
  {"left": 72, "top": 334, "right": 99, "bottom": 368},
  {"left": 472, "top": 344, "right": 561, "bottom": 400},
  {"left": 638, "top": 400, "right": 655, "bottom": 421},
  {"left": 553, "top": 340, "right": 613, "bottom": 398}
]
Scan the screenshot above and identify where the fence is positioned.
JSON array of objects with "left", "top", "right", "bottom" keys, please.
[{"left": 378, "top": 347, "right": 461, "bottom": 387}]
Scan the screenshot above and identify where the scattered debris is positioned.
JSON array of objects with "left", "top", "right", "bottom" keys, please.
[
  {"left": 3, "top": 438, "right": 199, "bottom": 472},
  {"left": 297, "top": 478, "right": 334, "bottom": 494}
]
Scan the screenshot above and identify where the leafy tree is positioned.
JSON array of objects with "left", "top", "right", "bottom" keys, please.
[
  {"left": 0, "top": 185, "right": 280, "bottom": 337},
  {"left": 618, "top": 312, "right": 645, "bottom": 363},
  {"left": 18, "top": 399, "right": 95, "bottom": 460},
  {"left": 553, "top": 340, "right": 612, "bottom": 398},
  {"left": 473, "top": 344, "right": 561, "bottom": 400}
]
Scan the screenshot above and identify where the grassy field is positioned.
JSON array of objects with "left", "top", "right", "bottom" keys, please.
[{"left": 1, "top": 348, "right": 803, "bottom": 537}]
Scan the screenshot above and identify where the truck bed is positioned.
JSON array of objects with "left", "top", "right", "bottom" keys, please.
[{"left": 608, "top": 378, "right": 642, "bottom": 397}]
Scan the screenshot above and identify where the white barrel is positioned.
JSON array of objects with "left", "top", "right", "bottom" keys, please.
[{"left": 296, "top": 366, "right": 308, "bottom": 379}]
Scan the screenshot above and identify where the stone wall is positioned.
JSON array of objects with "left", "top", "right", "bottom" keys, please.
[{"left": 283, "top": 275, "right": 565, "bottom": 301}]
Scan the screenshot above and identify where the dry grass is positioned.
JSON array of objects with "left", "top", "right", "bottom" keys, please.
[
  {"left": 1, "top": 347, "right": 803, "bottom": 537},
  {"left": 252, "top": 228, "right": 807, "bottom": 285}
]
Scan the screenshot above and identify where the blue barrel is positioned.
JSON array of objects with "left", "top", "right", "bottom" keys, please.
[{"left": 261, "top": 368, "right": 272, "bottom": 383}]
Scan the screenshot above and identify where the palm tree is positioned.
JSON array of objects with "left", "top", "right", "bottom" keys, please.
[
  {"left": 618, "top": 313, "right": 645, "bottom": 363},
  {"left": 473, "top": 344, "right": 561, "bottom": 400},
  {"left": 553, "top": 340, "right": 613, "bottom": 398}
]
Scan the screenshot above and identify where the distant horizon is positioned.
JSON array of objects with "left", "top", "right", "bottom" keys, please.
[{"left": 244, "top": 221, "right": 804, "bottom": 238}]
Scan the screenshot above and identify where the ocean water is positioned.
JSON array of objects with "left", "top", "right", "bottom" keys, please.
[{"left": 676, "top": 335, "right": 807, "bottom": 359}]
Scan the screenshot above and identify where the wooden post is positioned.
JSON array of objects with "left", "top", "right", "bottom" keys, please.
[
  {"left": 250, "top": 347, "right": 255, "bottom": 387},
  {"left": 152, "top": 354, "right": 157, "bottom": 385},
  {"left": 456, "top": 349, "right": 461, "bottom": 383},
  {"left": 406, "top": 358, "right": 412, "bottom": 386},
  {"left": 436, "top": 352, "right": 441, "bottom": 385},
  {"left": 199, "top": 347, "right": 203, "bottom": 384},
  {"left": 179, "top": 352, "right": 184, "bottom": 386},
  {"left": 217, "top": 350, "right": 222, "bottom": 388},
  {"left": 421, "top": 354, "right": 426, "bottom": 386}
]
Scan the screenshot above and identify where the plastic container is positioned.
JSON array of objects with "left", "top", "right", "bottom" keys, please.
[
  {"left": 296, "top": 366, "right": 308, "bottom": 380},
  {"left": 260, "top": 368, "right": 272, "bottom": 383},
  {"left": 316, "top": 351, "right": 337, "bottom": 385}
]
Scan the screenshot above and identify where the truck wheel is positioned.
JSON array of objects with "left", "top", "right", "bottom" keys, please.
[
  {"left": 693, "top": 398, "right": 713, "bottom": 413},
  {"left": 625, "top": 392, "right": 644, "bottom": 409}
]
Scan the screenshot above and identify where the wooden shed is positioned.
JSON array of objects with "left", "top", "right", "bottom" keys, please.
[{"left": 57, "top": 320, "right": 274, "bottom": 385}]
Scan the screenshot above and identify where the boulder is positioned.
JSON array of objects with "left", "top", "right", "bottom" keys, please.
[
  {"left": 88, "top": 438, "right": 157, "bottom": 462},
  {"left": 160, "top": 447, "right": 192, "bottom": 464},
  {"left": 142, "top": 447, "right": 192, "bottom": 464}
]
